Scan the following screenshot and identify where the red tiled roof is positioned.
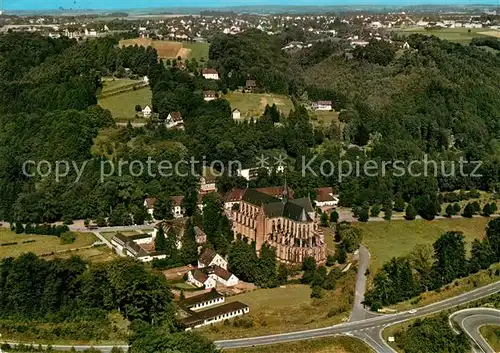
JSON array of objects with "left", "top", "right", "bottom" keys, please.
[
  {"left": 170, "top": 195, "right": 184, "bottom": 207},
  {"left": 315, "top": 187, "right": 336, "bottom": 202},
  {"left": 203, "top": 68, "right": 218, "bottom": 75},
  {"left": 199, "top": 248, "right": 218, "bottom": 266},
  {"left": 208, "top": 265, "right": 233, "bottom": 281},
  {"left": 224, "top": 188, "right": 247, "bottom": 202},
  {"left": 192, "top": 269, "right": 209, "bottom": 284},
  {"left": 144, "top": 197, "right": 156, "bottom": 209},
  {"left": 256, "top": 186, "right": 294, "bottom": 199}
]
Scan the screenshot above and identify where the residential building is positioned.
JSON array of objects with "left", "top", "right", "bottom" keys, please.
[
  {"left": 227, "top": 187, "right": 326, "bottom": 265},
  {"left": 198, "top": 248, "right": 228, "bottom": 270},
  {"left": 312, "top": 101, "right": 332, "bottom": 111},
  {"left": 166, "top": 112, "right": 184, "bottom": 129},
  {"left": 181, "top": 290, "right": 225, "bottom": 311},
  {"left": 232, "top": 109, "right": 242, "bottom": 121},
  {"left": 203, "top": 90, "right": 217, "bottom": 102},
  {"left": 314, "top": 187, "right": 339, "bottom": 209},
  {"left": 144, "top": 197, "right": 156, "bottom": 218},
  {"left": 245, "top": 80, "right": 257, "bottom": 92},
  {"left": 142, "top": 105, "right": 152, "bottom": 117},
  {"left": 171, "top": 195, "right": 185, "bottom": 218},
  {"left": 186, "top": 265, "right": 239, "bottom": 288},
  {"left": 110, "top": 232, "right": 166, "bottom": 262},
  {"left": 202, "top": 68, "right": 220, "bottom": 80},
  {"left": 200, "top": 167, "right": 218, "bottom": 193},
  {"left": 180, "top": 301, "right": 249, "bottom": 330},
  {"left": 187, "top": 269, "right": 217, "bottom": 289}
]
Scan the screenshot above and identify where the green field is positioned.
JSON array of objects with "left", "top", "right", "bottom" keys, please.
[
  {"left": 311, "top": 110, "right": 340, "bottom": 126},
  {"left": 101, "top": 78, "right": 143, "bottom": 94},
  {"left": 184, "top": 42, "right": 210, "bottom": 61},
  {"left": 227, "top": 336, "right": 374, "bottom": 353},
  {"left": 0, "top": 229, "right": 98, "bottom": 259},
  {"left": 46, "top": 245, "right": 117, "bottom": 263},
  {"left": 98, "top": 87, "right": 152, "bottom": 120},
  {"left": 223, "top": 92, "right": 294, "bottom": 119},
  {"left": 202, "top": 272, "right": 356, "bottom": 340},
  {"left": 357, "top": 217, "right": 489, "bottom": 271},
  {"left": 393, "top": 27, "right": 489, "bottom": 44},
  {"left": 480, "top": 325, "right": 500, "bottom": 352}
]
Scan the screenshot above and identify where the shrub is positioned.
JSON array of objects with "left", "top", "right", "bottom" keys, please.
[{"left": 60, "top": 232, "right": 76, "bottom": 245}]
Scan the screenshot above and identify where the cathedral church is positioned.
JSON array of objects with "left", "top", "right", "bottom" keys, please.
[{"left": 224, "top": 186, "right": 326, "bottom": 265}]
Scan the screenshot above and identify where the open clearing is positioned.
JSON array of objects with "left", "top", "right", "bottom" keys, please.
[
  {"left": 223, "top": 92, "right": 294, "bottom": 119},
  {"left": 480, "top": 325, "right": 500, "bottom": 351},
  {"left": 311, "top": 110, "right": 340, "bottom": 126},
  {"left": 393, "top": 27, "right": 487, "bottom": 44},
  {"left": 45, "top": 245, "right": 117, "bottom": 263},
  {"left": 227, "top": 336, "right": 374, "bottom": 353},
  {"left": 479, "top": 30, "right": 500, "bottom": 38},
  {"left": 357, "top": 217, "right": 488, "bottom": 272},
  {"left": 201, "top": 271, "right": 356, "bottom": 340},
  {"left": 0, "top": 229, "right": 98, "bottom": 259},
  {"left": 119, "top": 38, "right": 209, "bottom": 60},
  {"left": 100, "top": 78, "right": 143, "bottom": 95},
  {"left": 98, "top": 87, "right": 152, "bottom": 120}
]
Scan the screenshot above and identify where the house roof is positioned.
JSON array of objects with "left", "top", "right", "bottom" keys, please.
[
  {"left": 181, "top": 289, "right": 223, "bottom": 308},
  {"left": 314, "top": 101, "right": 332, "bottom": 105},
  {"left": 202, "top": 166, "right": 219, "bottom": 183},
  {"left": 262, "top": 198, "right": 314, "bottom": 222},
  {"left": 207, "top": 265, "right": 234, "bottom": 281},
  {"left": 242, "top": 188, "right": 281, "bottom": 206},
  {"left": 170, "top": 195, "right": 184, "bottom": 207},
  {"left": 194, "top": 226, "right": 207, "bottom": 242},
  {"left": 245, "top": 79, "right": 257, "bottom": 87},
  {"left": 169, "top": 112, "right": 183, "bottom": 122},
  {"left": 315, "top": 187, "right": 337, "bottom": 202},
  {"left": 203, "top": 68, "right": 218, "bottom": 75},
  {"left": 199, "top": 248, "right": 218, "bottom": 266},
  {"left": 204, "top": 90, "right": 216, "bottom": 97},
  {"left": 224, "top": 188, "right": 247, "bottom": 202},
  {"left": 256, "top": 186, "right": 294, "bottom": 199},
  {"left": 180, "top": 301, "right": 249, "bottom": 327},
  {"left": 232, "top": 108, "right": 241, "bottom": 113},
  {"left": 144, "top": 197, "right": 156, "bottom": 209},
  {"left": 191, "top": 269, "right": 210, "bottom": 284}
]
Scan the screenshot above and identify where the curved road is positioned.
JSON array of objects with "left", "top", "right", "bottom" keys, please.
[
  {"left": 451, "top": 308, "right": 500, "bottom": 353},
  {"left": 214, "top": 281, "right": 500, "bottom": 351}
]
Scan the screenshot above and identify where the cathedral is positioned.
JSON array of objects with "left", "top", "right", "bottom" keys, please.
[{"left": 224, "top": 187, "right": 326, "bottom": 265}]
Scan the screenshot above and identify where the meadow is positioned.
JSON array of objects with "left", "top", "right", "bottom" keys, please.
[
  {"left": 392, "top": 27, "right": 491, "bottom": 44},
  {"left": 119, "top": 37, "right": 209, "bottom": 61},
  {"left": 0, "top": 228, "right": 98, "bottom": 259},
  {"left": 98, "top": 87, "right": 152, "bottom": 120},
  {"left": 223, "top": 92, "right": 294, "bottom": 119}
]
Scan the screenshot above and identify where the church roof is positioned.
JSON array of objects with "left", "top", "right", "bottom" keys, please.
[{"left": 242, "top": 188, "right": 280, "bottom": 206}]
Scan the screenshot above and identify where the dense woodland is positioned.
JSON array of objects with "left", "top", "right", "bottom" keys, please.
[{"left": 2, "top": 30, "right": 500, "bottom": 225}]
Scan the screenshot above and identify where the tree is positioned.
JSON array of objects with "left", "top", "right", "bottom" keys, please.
[
  {"left": 445, "top": 204, "right": 455, "bottom": 217},
  {"left": 482, "top": 203, "right": 493, "bottom": 217},
  {"left": 453, "top": 203, "right": 461, "bottom": 215},
  {"left": 408, "top": 244, "right": 435, "bottom": 291},
  {"left": 358, "top": 208, "right": 369, "bottom": 222},
  {"left": 155, "top": 227, "right": 167, "bottom": 252},
  {"left": 469, "top": 239, "right": 494, "bottom": 273},
  {"left": 336, "top": 244, "right": 347, "bottom": 264},
  {"left": 60, "top": 231, "right": 76, "bottom": 244},
  {"left": 320, "top": 212, "right": 328, "bottom": 227},
  {"left": 301, "top": 256, "right": 317, "bottom": 284},
  {"left": 255, "top": 243, "right": 278, "bottom": 288},
  {"left": 462, "top": 203, "right": 474, "bottom": 218},
  {"left": 486, "top": 218, "right": 500, "bottom": 262},
  {"left": 135, "top": 105, "right": 142, "bottom": 112},
  {"left": 384, "top": 208, "right": 392, "bottom": 220},
  {"left": 181, "top": 221, "right": 199, "bottom": 265},
  {"left": 393, "top": 195, "right": 405, "bottom": 212},
  {"left": 15, "top": 222, "right": 24, "bottom": 234},
  {"left": 227, "top": 236, "right": 258, "bottom": 283},
  {"left": 337, "top": 223, "right": 362, "bottom": 253},
  {"left": 310, "top": 286, "right": 323, "bottom": 299},
  {"left": 154, "top": 197, "right": 174, "bottom": 221},
  {"left": 433, "top": 231, "right": 467, "bottom": 285},
  {"left": 329, "top": 210, "right": 339, "bottom": 223},
  {"left": 370, "top": 204, "right": 381, "bottom": 217},
  {"left": 405, "top": 204, "right": 417, "bottom": 220}
]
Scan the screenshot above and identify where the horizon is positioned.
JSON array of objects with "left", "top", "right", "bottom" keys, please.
[{"left": 4, "top": 0, "right": 500, "bottom": 11}]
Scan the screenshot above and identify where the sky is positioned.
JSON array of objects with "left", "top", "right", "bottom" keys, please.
[{"left": 4, "top": 0, "right": 500, "bottom": 11}]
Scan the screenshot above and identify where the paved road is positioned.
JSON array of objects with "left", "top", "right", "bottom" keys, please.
[
  {"left": 450, "top": 308, "right": 500, "bottom": 353},
  {"left": 214, "top": 281, "right": 500, "bottom": 350},
  {"left": 350, "top": 245, "right": 380, "bottom": 322}
]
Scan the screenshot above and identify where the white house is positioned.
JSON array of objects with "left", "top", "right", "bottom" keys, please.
[
  {"left": 314, "top": 187, "right": 339, "bottom": 209},
  {"left": 232, "top": 109, "right": 242, "bottom": 121},
  {"left": 171, "top": 195, "right": 185, "bottom": 218},
  {"left": 144, "top": 198, "right": 156, "bottom": 218},
  {"left": 312, "top": 101, "right": 332, "bottom": 111},
  {"left": 200, "top": 167, "right": 217, "bottom": 193},
  {"left": 187, "top": 269, "right": 217, "bottom": 289},
  {"left": 110, "top": 232, "right": 166, "bottom": 262},
  {"left": 143, "top": 76, "right": 149, "bottom": 85},
  {"left": 181, "top": 290, "right": 225, "bottom": 311},
  {"left": 198, "top": 248, "right": 227, "bottom": 269},
  {"left": 202, "top": 68, "right": 220, "bottom": 80},
  {"left": 203, "top": 91, "right": 217, "bottom": 102},
  {"left": 142, "top": 105, "right": 152, "bottom": 117},
  {"left": 181, "top": 301, "right": 249, "bottom": 330},
  {"left": 166, "top": 112, "right": 184, "bottom": 130}
]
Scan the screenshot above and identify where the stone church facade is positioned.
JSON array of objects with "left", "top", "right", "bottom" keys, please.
[{"left": 226, "top": 188, "right": 326, "bottom": 265}]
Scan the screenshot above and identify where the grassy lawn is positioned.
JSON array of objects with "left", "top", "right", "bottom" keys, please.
[
  {"left": 201, "top": 271, "right": 356, "bottom": 340},
  {"left": 311, "top": 110, "right": 340, "bottom": 126},
  {"left": 480, "top": 325, "right": 500, "bottom": 352},
  {"left": 223, "top": 92, "right": 294, "bottom": 119},
  {"left": 184, "top": 42, "right": 210, "bottom": 61},
  {"left": 45, "top": 245, "right": 117, "bottom": 263},
  {"left": 0, "top": 229, "right": 97, "bottom": 259},
  {"left": 393, "top": 27, "right": 489, "bottom": 44},
  {"left": 227, "top": 336, "right": 374, "bottom": 353},
  {"left": 98, "top": 87, "right": 152, "bottom": 120},
  {"left": 101, "top": 78, "right": 142, "bottom": 94},
  {"left": 356, "top": 217, "right": 488, "bottom": 272}
]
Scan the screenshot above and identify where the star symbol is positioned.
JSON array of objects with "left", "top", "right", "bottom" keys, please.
[
  {"left": 274, "top": 154, "right": 287, "bottom": 171},
  {"left": 256, "top": 154, "right": 270, "bottom": 169}
]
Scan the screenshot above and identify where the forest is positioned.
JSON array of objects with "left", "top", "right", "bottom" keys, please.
[{"left": 2, "top": 30, "right": 500, "bottom": 229}]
